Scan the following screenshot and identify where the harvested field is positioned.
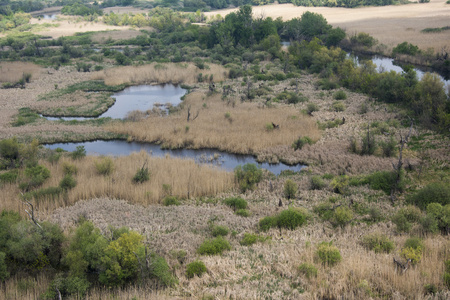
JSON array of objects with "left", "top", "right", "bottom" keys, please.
[{"left": 205, "top": 0, "right": 450, "bottom": 51}]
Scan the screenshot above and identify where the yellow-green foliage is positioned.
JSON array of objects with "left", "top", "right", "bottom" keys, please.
[
  {"left": 94, "top": 157, "right": 114, "bottom": 176},
  {"left": 316, "top": 242, "right": 341, "bottom": 266}
]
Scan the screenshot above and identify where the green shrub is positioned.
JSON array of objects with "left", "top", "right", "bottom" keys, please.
[
  {"left": 292, "top": 136, "right": 313, "bottom": 151},
  {"left": 283, "top": 179, "right": 298, "bottom": 199},
  {"left": 163, "top": 196, "right": 180, "bottom": 206},
  {"left": 234, "top": 164, "right": 262, "bottom": 192},
  {"left": 425, "top": 203, "right": 450, "bottom": 233},
  {"left": 313, "top": 202, "right": 334, "bottom": 221},
  {"left": 235, "top": 209, "right": 250, "bottom": 217},
  {"left": 401, "top": 237, "right": 423, "bottom": 264},
  {"left": 310, "top": 175, "right": 326, "bottom": 190},
  {"left": 423, "top": 284, "right": 438, "bottom": 295},
  {"left": 330, "top": 175, "right": 349, "bottom": 194},
  {"left": 276, "top": 208, "right": 308, "bottom": 230},
  {"left": 407, "top": 183, "right": 450, "bottom": 209},
  {"left": 0, "top": 252, "right": 10, "bottom": 281},
  {"left": 95, "top": 157, "right": 114, "bottom": 176},
  {"left": 0, "top": 138, "right": 20, "bottom": 165},
  {"left": 392, "top": 42, "right": 419, "bottom": 56},
  {"left": 361, "top": 233, "right": 394, "bottom": 253},
  {"left": 331, "top": 101, "right": 345, "bottom": 112},
  {"left": 316, "top": 242, "right": 341, "bottom": 266},
  {"left": 392, "top": 213, "right": 412, "bottom": 233},
  {"left": 62, "top": 162, "right": 77, "bottom": 175},
  {"left": 306, "top": 103, "right": 319, "bottom": 115},
  {"left": 365, "top": 171, "right": 401, "bottom": 195},
  {"left": 186, "top": 260, "right": 207, "bottom": 278},
  {"left": 223, "top": 197, "right": 248, "bottom": 211},
  {"left": 259, "top": 216, "right": 276, "bottom": 232},
  {"left": 392, "top": 205, "right": 422, "bottom": 233},
  {"left": 211, "top": 225, "right": 229, "bottom": 237},
  {"left": 240, "top": 233, "right": 268, "bottom": 246},
  {"left": 333, "top": 90, "right": 347, "bottom": 100},
  {"left": 19, "top": 164, "right": 51, "bottom": 191},
  {"left": 197, "top": 237, "right": 231, "bottom": 255},
  {"left": 380, "top": 137, "right": 397, "bottom": 158},
  {"left": 331, "top": 206, "right": 353, "bottom": 227},
  {"left": 71, "top": 146, "right": 86, "bottom": 160},
  {"left": 24, "top": 186, "right": 63, "bottom": 201},
  {"left": 0, "top": 170, "right": 18, "bottom": 183},
  {"left": 132, "top": 164, "right": 150, "bottom": 184},
  {"left": 298, "top": 263, "right": 318, "bottom": 279},
  {"left": 420, "top": 214, "right": 439, "bottom": 234},
  {"left": 59, "top": 174, "right": 77, "bottom": 190}
]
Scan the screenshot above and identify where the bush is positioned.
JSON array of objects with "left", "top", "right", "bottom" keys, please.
[
  {"left": 330, "top": 175, "right": 349, "bottom": 194},
  {"left": 19, "top": 164, "right": 51, "bottom": 191},
  {"left": 392, "top": 206, "right": 422, "bottom": 233},
  {"left": 163, "top": 196, "right": 180, "bottom": 206},
  {"left": 392, "top": 42, "right": 420, "bottom": 56},
  {"left": 298, "top": 263, "right": 318, "bottom": 279},
  {"left": 401, "top": 237, "right": 423, "bottom": 264},
  {"left": 331, "top": 206, "right": 353, "bottom": 227},
  {"left": 306, "top": 103, "right": 319, "bottom": 115},
  {"left": 292, "top": 136, "right": 313, "bottom": 151},
  {"left": 197, "top": 237, "right": 231, "bottom": 255},
  {"left": 234, "top": 164, "right": 262, "bottom": 192},
  {"left": 0, "top": 252, "right": 10, "bottom": 281},
  {"left": 240, "top": 233, "right": 267, "bottom": 246},
  {"left": 132, "top": 164, "right": 150, "bottom": 184},
  {"left": 0, "top": 170, "right": 18, "bottom": 183},
  {"left": 407, "top": 183, "right": 450, "bottom": 210},
  {"left": 71, "top": 146, "right": 86, "bottom": 160},
  {"left": 380, "top": 137, "right": 397, "bottom": 157},
  {"left": 223, "top": 197, "right": 247, "bottom": 211},
  {"left": 211, "top": 225, "right": 229, "bottom": 237},
  {"left": 283, "top": 179, "right": 298, "bottom": 199},
  {"left": 361, "top": 233, "right": 394, "bottom": 253},
  {"left": 94, "top": 157, "right": 114, "bottom": 176},
  {"left": 235, "top": 209, "right": 250, "bottom": 217},
  {"left": 333, "top": 90, "right": 347, "bottom": 100},
  {"left": 331, "top": 101, "right": 345, "bottom": 112},
  {"left": 186, "top": 260, "right": 207, "bottom": 278},
  {"left": 62, "top": 162, "right": 77, "bottom": 175},
  {"left": 276, "top": 208, "right": 308, "bottom": 230},
  {"left": 316, "top": 242, "right": 341, "bottom": 266},
  {"left": 310, "top": 175, "right": 326, "bottom": 190},
  {"left": 59, "top": 174, "right": 77, "bottom": 190},
  {"left": 365, "top": 171, "right": 400, "bottom": 195},
  {"left": 259, "top": 216, "right": 276, "bottom": 232}
]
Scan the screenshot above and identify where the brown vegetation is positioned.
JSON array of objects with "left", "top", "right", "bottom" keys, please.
[
  {"left": 91, "top": 62, "right": 228, "bottom": 85},
  {"left": 0, "top": 62, "right": 41, "bottom": 83},
  {"left": 107, "top": 90, "right": 320, "bottom": 154}
]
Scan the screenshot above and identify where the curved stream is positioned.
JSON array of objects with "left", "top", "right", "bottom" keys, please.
[{"left": 46, "top": 140, "right": 304, "bottom": 175}]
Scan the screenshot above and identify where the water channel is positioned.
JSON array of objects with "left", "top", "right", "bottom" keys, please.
[{"left": 46, "top": 140, "right": 304, "bottom": 175}]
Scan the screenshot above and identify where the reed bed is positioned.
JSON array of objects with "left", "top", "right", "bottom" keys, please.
[
  {"left": 0, "top": 62, "right": 42, "bottom": 83},
  {"left": 107, "top": 91, "right": 320, "bottom": 155},
  {"left": 0, "top": 151, "right": 234, "bottom": 216},
  {"left": 90, "top": 62, "right": 227, "bottom": 86}
]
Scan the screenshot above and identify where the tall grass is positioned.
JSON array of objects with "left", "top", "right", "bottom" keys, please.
[
  {"left": 0, "top": 62, "right": 41, "bottom": 83},
  {"left": 91, "top": 62, "right": 227, "bottom": 85},
  {"left": 0, "top": 151, "right": 234, "bottom": 216},
  {"left": 107, "top": 92, "right": 320, "bottom": 154}
]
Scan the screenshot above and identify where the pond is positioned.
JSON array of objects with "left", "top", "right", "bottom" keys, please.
[
  {"left": 45, "top": 140, "right": 305, "bottom": 175},
  {"left": 348, "top": 53, "right": 450, "bottom": 91},
  {"left": 44, "top": 84, "right": 186, "bottom": 121}
]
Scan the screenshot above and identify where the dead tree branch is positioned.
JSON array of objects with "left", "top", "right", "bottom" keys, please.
[
  {"left": 187, "top": 105, "right": 199, "bottom": 122},
  {"left": 22, "top": 196, "right": 42, "bottom": 230}
]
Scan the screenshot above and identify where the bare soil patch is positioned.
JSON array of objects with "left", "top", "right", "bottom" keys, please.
[{"left": 205, "top": 0, "right": 450, "bottom": 51}]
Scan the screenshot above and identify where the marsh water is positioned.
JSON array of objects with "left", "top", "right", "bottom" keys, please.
[
  {"left": 46, "top": 140, "right": 304, "bottom": 175},
  {"left": 44, "top": 84, "right": 186, "bottom": 121}
]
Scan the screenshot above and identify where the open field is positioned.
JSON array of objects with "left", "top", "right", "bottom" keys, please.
[{"left": 205, "top": 0, "right": 450, "bottom": 52}]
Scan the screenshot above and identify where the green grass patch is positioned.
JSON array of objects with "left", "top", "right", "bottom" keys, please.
[
  {"left": 197, "top": 237, "right": 231, "bottom": 255},
  {"left": 421, "top": 26, "right": 450, "bottom": 33},
  {"left": 12, "top": 108, "right": 41, "bottom": 127}
]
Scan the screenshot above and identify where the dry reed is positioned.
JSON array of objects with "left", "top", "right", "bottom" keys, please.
[
  {"left": 107, "top": 91, "right": 320, "bottom": 155},
  {"left": 90, "top": 62, "right": 228, "bottom": 86},
  {"left": 0, "top": 62, "right": 42, "bottom": 83},
  {"left": 0, "top": 151, "right": 234, "bottom": 216}
]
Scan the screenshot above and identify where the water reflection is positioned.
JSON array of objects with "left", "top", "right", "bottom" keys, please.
[{"left": 46, "top": 140, "right": 304, "bottom": 175}]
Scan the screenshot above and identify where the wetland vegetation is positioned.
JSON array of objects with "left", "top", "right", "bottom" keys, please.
[{"left": 0, "top": 0, "right": 449, "bottom": 299}]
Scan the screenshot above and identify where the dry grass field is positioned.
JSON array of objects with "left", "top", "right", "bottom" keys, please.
[
  {"left": 91, "top": 62, "right": 228, "bottom": 85},
  {"left": 0, "top": 62, "right": 42, "bottom": 83},
  {"left": 205, "top": 0, "right": 450, "bottom": 52}
]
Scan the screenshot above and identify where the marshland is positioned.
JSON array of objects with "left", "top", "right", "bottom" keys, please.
[{"left": 0, "top": 0, "right": 449, "bottom": 299}]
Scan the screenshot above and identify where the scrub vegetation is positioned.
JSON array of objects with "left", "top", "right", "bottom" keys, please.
[{"left": 0, "top": 1, "right": 449, "bottom": 299}]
